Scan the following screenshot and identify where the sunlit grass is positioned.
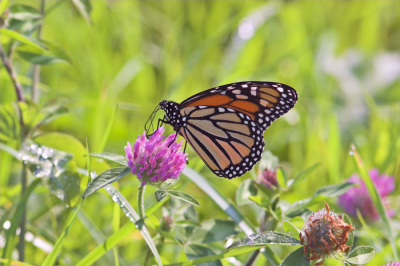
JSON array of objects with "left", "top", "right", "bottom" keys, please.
[{"left": 1, "top": 0, "right": 400, "bottom": 265}]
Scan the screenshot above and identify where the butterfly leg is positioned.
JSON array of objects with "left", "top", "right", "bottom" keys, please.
[
  {"left": 167, "top": 132, "right": 179, "bottom": 147},
  {"left": 147, "top": 118, "right": 169, "bottom": 138},
  {"left": 183, "top": 141, "right": 189, "bottom": 165}
]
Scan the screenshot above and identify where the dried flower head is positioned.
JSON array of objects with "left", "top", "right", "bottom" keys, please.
[
  {"left": 338, "top": 169, "right": 395, "bottom": 221},
  {"left": 383, "top": 262, "right": 400, "bottom": 266},
  {"left": 125, "top": 126, "right": 187, "bottom": 187},
  {"left": 299, "top": 202, "right": 355, "bottom": 265}
]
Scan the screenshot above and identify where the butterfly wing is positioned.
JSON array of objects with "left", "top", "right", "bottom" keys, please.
[
  {"left": 178, "top": 106, "right": 264, "bottom": 178},
  {"left": 177, "top": 81, "right": 298, "bottom": 179},
  {"left": 180, "top": 81, "right": 298, "bottom": 131}
]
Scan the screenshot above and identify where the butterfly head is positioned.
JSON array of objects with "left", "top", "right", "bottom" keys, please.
[{"left": 159, "top": 100, "right": 182, "bottom": 131}]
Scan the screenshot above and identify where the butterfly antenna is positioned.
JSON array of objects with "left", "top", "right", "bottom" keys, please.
[{"left": 145, "top": 104, "right": 161, "bottom": 138}]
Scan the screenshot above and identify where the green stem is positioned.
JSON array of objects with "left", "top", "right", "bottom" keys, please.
[
  {"left": 138, "top": 185, "right": 146, "bottom": 221},
  {"left": 32, "top": 0, "right": 46, "bottom": 103},
  {"left": 18, "top": 165, "right": 27, "bottom": 261}
]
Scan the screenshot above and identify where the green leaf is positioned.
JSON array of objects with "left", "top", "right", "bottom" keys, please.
[
  {"left": 0, "top": 0, "right": 11, "bottom": 15},
  {"left": 17, "top": 40, "right": 72, "bottom": 65},
  {"left": 190, "top": 219, "right": 239, "bottom": 244},
  {"left": 351, "top": 144, "right": 397, "bottom": 259},
  {"left": 314, "top": 182, "right": 356, "bottom": 197},
  {"left": 30, "top": 105, "right": 68, "bottom": 135},
  {"left": 41, "top": 40, "right": 73, "bottom": 63},
  {"left": 90, "top": 152, "right": 128, "bottom": 166},
  {"left": 285, "top": 182, "right": 355, "bottom": 216},
  {"left": 282, "top": 221, "right": 301, "bottom": 239},
  {"left": 168, "top": 190, "right": 200, "bottom": 207},
  {"left": 71, "top": 0, "right": 92, "bottom": 25},
  {"left": 248, "top": 195, "right": 270, "bottom": 209},
  {"left": 9, "top": 4, "right": 41, "bottom": 20},
  {"left": 276, "top": 168, "right": 287, "bottom": 188},
  {"left": 226, "top": 231, "right": 301, "bottom": 254},
  {"left": 17, "top": 51, "right": 62, "bottom": 65},
  {"left": 236, "top": 178, "right": 257, "bottom": 206},
  {"left": 0, "top": 29, "right": 47, "bottom": 53},
  {"left": 175, "top": 220, "right": 201, "bottom": 227},
  {"left": 34, "top": 132, "right": 87, "bottom": 168},
  {"left": 42, "top": 201, "right": 83, "bottom": 266},
  {"left": 7, "top": 4, "right": 42, "bottom": 33},
  {"left": 280, "top": 247, "right": 310, "bottom": 266},
  {"left": 145, "top": 196, "right": 169, "bottom": 216},
  {"left": 21, "top": 141, "right": 81, "bottom": 207},
  {"left": 184, "top": 244, "right": 222, "bottom": 266},
  {"left": 0, "top": 103, "right": 20, "bottom": 142},
  {"left": 155, "top": 190, "right": 168, "bottom": 202},
  {"left": 82, "top": 167, "right": 130, "bottom": 198},
  {"left": 345, "top": 246, "right": 375, "bottom": 264},
  {"left": 0, "top": 142, "right": 20, "bottom": 160},
  {"left": 161, "top": 231, "right": 183, "bottom": 245},
  {"left": 284, "top": 208, "right": 312, "bottom": 220},
  {"left": 287, "top": 163, "right": 321, "bottom": 189}
]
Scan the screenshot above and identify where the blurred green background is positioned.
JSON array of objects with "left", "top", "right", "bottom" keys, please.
[{"left": 1, "top": 0, "right": 400, "bottom": 265}]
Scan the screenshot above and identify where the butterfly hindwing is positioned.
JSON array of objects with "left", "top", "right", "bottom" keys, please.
[{"left": 179, "top": 106, "right": 264, "bottom": 179}]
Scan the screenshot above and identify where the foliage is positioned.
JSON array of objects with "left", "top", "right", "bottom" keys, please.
[{"left": 1, "top": 1, "right": 400, "bottom": 266}]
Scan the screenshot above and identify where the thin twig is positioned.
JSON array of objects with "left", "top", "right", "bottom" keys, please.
[
  {"left": 32, "top": 0, "right": 46, "bottom": 103},
  {"left": 0, "top": 42, "right": 25, "bottom": 102}
]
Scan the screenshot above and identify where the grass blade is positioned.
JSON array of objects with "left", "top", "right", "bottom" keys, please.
[
  {"left": 2, "top": 179, "right": 41, "bottom": 260},
  {"left": 98, "top": 105, "right": 118, "bottom": 153},
  {"left": 75, "top": 222, "right": 136, "bottom": 266},
  {"left": 351, "top": 144, "right": 398, "bottom": 260},
  {"left": 41, "top": 200, "right": 83, "bottom": 266}
]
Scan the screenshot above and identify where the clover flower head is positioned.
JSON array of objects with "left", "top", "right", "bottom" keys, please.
[
  {"left": 300, "top": 202, "right": 354, "bottom": 266},
  {"left": 257, "top": 151, "right": 279, "bottom": 190},
  {"left": 125, "top": 126, "right": 187, "bottom": 187},
  {"left": 258, "top": 168, "right": 278, "bottom": 190},
  {"left": 338, "top": 168, "right": 395, "bottom": 221},
  {"left": 383, "top": 262, "right": 400, "bottom": 266}
]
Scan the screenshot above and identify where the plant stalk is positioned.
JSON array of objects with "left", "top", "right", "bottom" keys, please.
[
  {"left": 138, "top": 185, "right": 146, "bottom": 222},
  {"left": 18, "top": 165, "right": 27, "bottom": 261},
  {"left": 32, "top": 0, "right": 46, "bottom": 103},
  {"left": 0, "top": 43, "right": 25, "bottom": 102}
]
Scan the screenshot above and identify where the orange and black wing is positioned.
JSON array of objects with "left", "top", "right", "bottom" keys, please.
[
  {"left": 177, "top": 81, "right": 298, "bottom": 178},
  {"left": 179, "top": 81, "right": 298, "bottom": 131},
  {"left": 178, "top": 106, "right": 264, "bottom": 178}
]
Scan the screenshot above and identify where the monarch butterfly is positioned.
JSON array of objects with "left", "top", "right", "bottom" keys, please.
[{"left": 146, "top": 81, "right": 298, "bottom": 179}]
